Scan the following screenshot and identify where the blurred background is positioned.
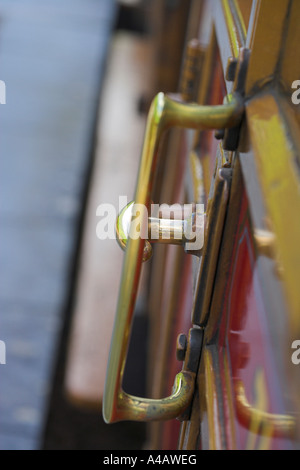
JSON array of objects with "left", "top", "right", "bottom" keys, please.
[{"left": 0, "top": 0, "right": 192, "bottom": 450}]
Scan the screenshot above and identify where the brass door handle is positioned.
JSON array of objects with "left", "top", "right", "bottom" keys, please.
[{"left": 103, "top": 92, "right": 244, "bottom": 423}]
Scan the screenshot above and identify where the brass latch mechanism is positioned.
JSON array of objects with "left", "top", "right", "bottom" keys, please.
[{"left": 102, "top": 91, "right": 244, "bottom": 424}]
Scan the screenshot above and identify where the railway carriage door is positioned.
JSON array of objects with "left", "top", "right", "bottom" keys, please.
[
  {"left": 176, "top": 0, "right": 300, "bottom": 450},
  {"left": 103, "top": 0, "right": 300, "bottom": 451}
]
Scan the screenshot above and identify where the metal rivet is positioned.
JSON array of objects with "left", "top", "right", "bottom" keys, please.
[
  {"left": 176, "top": 334, "right": 187, "bottom": 361},
  {"left": 214, "top": 129, "right": 225, "bottom": 140}
]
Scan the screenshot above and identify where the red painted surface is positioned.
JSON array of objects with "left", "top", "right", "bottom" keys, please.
[{"left": 217, "top": 190, "right": 292, "bottom": 449}]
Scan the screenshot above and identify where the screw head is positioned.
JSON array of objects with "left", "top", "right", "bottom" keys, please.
[
  {"left": 214, "top": 129, "right": 225, "bottom": 140},
  {"left": 176, "top": 333, "right": 187, "bottom": 361}
]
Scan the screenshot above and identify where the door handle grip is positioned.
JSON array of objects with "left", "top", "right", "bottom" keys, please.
[{"left": 103, "top": 92, "right": 244, "bottom": 423}]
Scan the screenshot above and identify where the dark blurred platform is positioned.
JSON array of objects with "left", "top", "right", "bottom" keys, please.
[{"left": 0, "top": 0, "right": 117, "bottom": 450}]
